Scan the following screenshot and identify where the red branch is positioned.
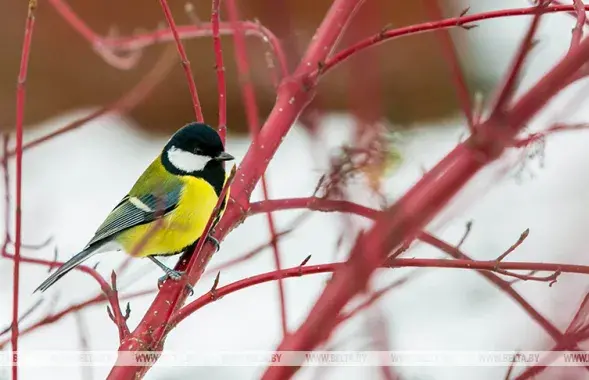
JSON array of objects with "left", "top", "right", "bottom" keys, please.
[
  {"left": 314, "top": 4, "right": 589, "bottom": 80},
  {"left": 419, "top": 233, "right": 588, "bottom": 361},
  {"left": 250, "top": 196, "right": 583, "bottom": 351},
  {"left": 172, "top": 257, "right": 589, "bottom": 327},
  {"left": 106, "top": 272, "right": 130, "bottom": 342},
  {"left": 47, "top": 0, "right": 289, "bottom": 78},
  {"left": 11, "top": 2, "right": 36, "bottom": 377},
  {"left": 488, "top": 4, "right": 543, "bottom": 115},
  {"left": 225, "top": 0, "right": 289, "bottom": 336},
  {"left": 15, "top": 1, "right": 589, "bottom": 379},
  {"left": 211, "top": 0, "right": 227, "bottom": 142},
  {"left": 423, "top": 0, "right": 474, "bottom": 131},
  {"left": 107, "top": 1, "right": 364, "bottom": 377},
  {"left": 158, "top": 0, "right": 203, "bottom": 122},
  {"left": 249, "top": 196, "right": 378, "bottom": 219},
  {"left": 262, "top": 15, "right": 589, "bottom": 378},
  {"left": 337, "top": 276, "right": 412, "bottom": 325},
  {"left": 0, "top": 289, "right": 152, "bottom": 349},
  {"left": 515, "top": 291, "right": 589, "bottom": 379},
  {"left": 108, "top": 167, "right": 236, "bottom": 379},
  {"left": 205, "top": 212, "right": 309, "bottom": 275}
]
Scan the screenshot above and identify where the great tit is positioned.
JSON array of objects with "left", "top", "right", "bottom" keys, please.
[{"left": 34, "top": 122, "right": 234, "bottom": 293}]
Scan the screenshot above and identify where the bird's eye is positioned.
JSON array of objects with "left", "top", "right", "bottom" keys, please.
[{"left": 194, "top": 148, "right": 203, "bottom": 155}]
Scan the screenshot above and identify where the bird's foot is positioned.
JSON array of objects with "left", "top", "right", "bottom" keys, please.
[
  {"left": 157, "top": 270, "right": 194, "bottom": 295},
  {"left": 207, "top": 234, "right": 220, "bottom": 253}
]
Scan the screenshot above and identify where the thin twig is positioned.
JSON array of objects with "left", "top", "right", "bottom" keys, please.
[
  {"left": 211, "top": 0, "right": 227, "bottom": 142},
  {"left": 12, "top": 2, "right": 37, "bottom": 377},
  {"left": 0, "top": 299, "right": 43, "bottom": 336},
  {"left": 488, "top": 3, "right": 545, "bottom": 114},
  {"left": 0, "top": 289, "right": 153, "bottom": 349},
  {"left": 337, "top": 275, "right": 414, "bottom": 324},
  {"left": 424, "top": 0, "right": 474, "bottom": 131},
  {"left": 495, "top": 228, "right": 530, "bottom": 262},
  {"left": 456, "top": 220, "right": 473, "bottom": 249},
  {"left": 315, "top": 4, "right": 589, "bottom": 81},
  {"left": 158, "top": 0, "right": 204, "bottom": 122},
  {"left": 47, "top": 0, "right": 289, "bottom": 78}
]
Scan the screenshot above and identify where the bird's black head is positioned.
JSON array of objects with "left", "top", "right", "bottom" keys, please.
[{"left": 162, "top": 122, "right": 234, "bottom": 176}]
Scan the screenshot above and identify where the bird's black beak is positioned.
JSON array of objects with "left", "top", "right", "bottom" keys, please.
[{"left": 215, "top": 152, "right": 234, "bottom": 161}]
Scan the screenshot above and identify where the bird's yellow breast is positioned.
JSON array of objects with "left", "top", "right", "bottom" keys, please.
[{"left": 117, "top": 176, "right": 220, "bottom": 257}]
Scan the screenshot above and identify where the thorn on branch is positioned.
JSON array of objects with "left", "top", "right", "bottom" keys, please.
[
  {"left": 106, "top": 306, "right": 115, "bottom": 322},
  {"left": 205, "top": 213, "right": 307, "bottom": 275},
  {"left": 459, "top": 6, "right": 470, "bottom": 18},
  {"left": 110, "top": 271, "right": 118, "bottom": 292},
  {"left": 299, "top": 255, "right": 312, "bottom": 275},
  {"left": 378, "top": 23, "right": 393, "bottom": 39},
  {"left": 299, "top": 255, "right": 311, "bottom": 267},
  {"left": 458, "top": 23, "right": 478, "bottom": 30},
  {"left": 106, "top": 271, "right": 130, "bottom": 340},
  {"left": 313, "top": 175, "right": 326, "bottom": 196},
  {"left": 209, "top": 272, "right": 221, "bottom": 300},
  {"left": 124, "top": 302, "right": 131, "bottom": 320},
  {"left": 455, "top": 7, "right": 477, "bottom": 30},
  {"left": 457, "top": 220, "right": 473, "bottom": 249}
]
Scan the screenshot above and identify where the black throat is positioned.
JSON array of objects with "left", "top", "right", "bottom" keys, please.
[{"left": 161, "top": 153, "right": 226, "bottom": 197}]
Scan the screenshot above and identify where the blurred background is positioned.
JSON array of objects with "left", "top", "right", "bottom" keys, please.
[
  {"left": 1, "top": 0, "right": 491, "bottom": 134},
  {"left": 2, "top": 1, "right": 589, "bottom": 380}
]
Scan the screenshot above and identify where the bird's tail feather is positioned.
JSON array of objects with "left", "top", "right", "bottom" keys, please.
[{"left": 34, "top": 245, "right": 101, "bottom": 293}]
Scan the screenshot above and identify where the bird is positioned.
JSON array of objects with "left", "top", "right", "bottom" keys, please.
[{"left": 34, "top": 122, "right": 234, "bottom": 293}]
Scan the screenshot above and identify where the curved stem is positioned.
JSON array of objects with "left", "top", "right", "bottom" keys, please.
[
  {"left": 172, "top": 258, "right": 589, "bottom": 328},
  {"left": 315, "top": 4, "right": 589, "bottom": 80}
]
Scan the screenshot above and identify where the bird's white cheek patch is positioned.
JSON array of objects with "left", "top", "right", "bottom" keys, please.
[{"left": 168, "top": 146, "right": 210, "bottom": 172}]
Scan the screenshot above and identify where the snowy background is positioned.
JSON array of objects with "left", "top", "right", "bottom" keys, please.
[{"left": 3, "top": 1, "right": 589, "bottom": 379}]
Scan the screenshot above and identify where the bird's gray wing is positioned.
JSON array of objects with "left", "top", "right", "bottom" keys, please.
[{"left": 85, "top": 187, "right": 182, "bottom": 248}]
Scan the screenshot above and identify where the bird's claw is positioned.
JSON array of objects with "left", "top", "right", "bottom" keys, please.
[
  {"left": 207, "top": 235, "right": 220, "bottom": 253},
  {"left": 162, "top": 269, "right": 184, "bottom": 281},
  {"left": 157, "top": 270, "right": 194, "bottom": 295},
  {"left": 157, "top": 269, "right": 184, "bottom": 288}
]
